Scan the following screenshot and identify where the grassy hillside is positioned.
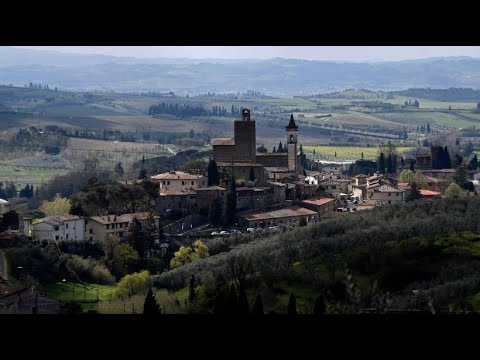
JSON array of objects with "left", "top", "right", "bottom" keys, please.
[{"left": 151, "top": 198, "right": 480, "bottom": 314}]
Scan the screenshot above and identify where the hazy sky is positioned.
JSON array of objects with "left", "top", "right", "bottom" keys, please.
[{"left": 13, "top": 46, "right": 480, "bottom": 62}]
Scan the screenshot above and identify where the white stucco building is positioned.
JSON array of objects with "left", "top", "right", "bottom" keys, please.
[{"left": 33, "top": 214, "right": 85, "bottom": 241}]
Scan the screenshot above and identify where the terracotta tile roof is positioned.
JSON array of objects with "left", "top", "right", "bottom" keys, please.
[
  {"left": 374, "top": 185, "right": 404, "bottom": 193},
  {"left": 321, "top": 180, "right": 340, "bottom": 186},
  {"left": 420, "top": 189, "right": 441, "bottom": 197},
  {"left": 42, "top": 214, "right": 81, "bottom": 223},
  {"left": 302, "top": 198, "right": 335, "bottom": 206},
  {"left": 425, "top": 176, "right": 447, "bottom": 183},
  {"left": 355, "top": 174, "right": 369, "bottom": 178},
  {"left": 194, "top": 186, "right": 226, "bottom": 191},
  {"left": 264, "top": 167, "right": 291, "bottom": 172},
  {"left": 151, "top": 171, "right": 205, "bottom": 180},
  {"left": 240, "top": 206, "right": 317, "bottom": 221},
  {"left": 90, "top": 212, "right": 154, "bottom": 225},
  {"left": 212, "top": 139, "right": 234, "bottom": 146}
]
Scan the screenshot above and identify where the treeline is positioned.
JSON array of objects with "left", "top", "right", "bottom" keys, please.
[
  {"left": 194, "top": 90, "right": 268, "bottom": 99},
  {"left": 25, "top": 82, "right": 57, "bottom": 91},
  {"left": 416, "top": 123, "right": 431, "bottom": 133},
  {"left": 351, "top": 101, "right": 397, "bottom": 112},
  {"left": 132, "top": 149, "right": 213, "bottom": 178},
  {"left": 404, "top": 99, "right": 420, "bottom": 108},
  {"left": 156, "top": 129, "right": 211, "bottom": 147},
  {"left": 431, "top": 145, "right": 452, "bottom": 169},
  {"left": 148, "top": 102, "right": 243, "bottom": 118},
  {"left": 394, "top": 87, "right": 480, "bottom": 102},
  {"left": 154, "top": 198, "right": 480, "bottom": 313},
  {"left": 69, "top": 178, "right": 159, "bottom": 216}
]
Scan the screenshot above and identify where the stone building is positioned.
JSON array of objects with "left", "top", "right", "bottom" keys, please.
[
  {"left": 151, "top": 171, "right": 207, "bottom": 191},
  {"left": 212, "top": 109, "right": 303, "bottom": 186},
  {"left": 239, "top": 206, "right": 318, "bottom": 229}
]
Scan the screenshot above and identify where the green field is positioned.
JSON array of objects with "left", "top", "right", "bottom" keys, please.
[
  {"left": 0, "top": 164, "right": 69, "bottom": 189},
  {"left": 43, "top": 282, "right": 116, "bottom": 311},
  {"left": 303, "top": 145, "right": 412, "bottom": 161}
]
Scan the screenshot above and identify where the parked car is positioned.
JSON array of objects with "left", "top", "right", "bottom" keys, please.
[
  {"left": 230, "top": 229, "right": 242, "bottom": 234},
  {"left": 219, "top": 230, "right": 230, "bottom": 235},
  {"left": 337, "top": 207, "right": 349, "bottom": 212},
  {"left": 246, "top": 228, "right": 256, "bottom": 233},
  {"left": 211, "top": 231, "right": 220, "bottom": 236},
  {"left": 268, "top": 226, "right": 279, "bottom": 231}
]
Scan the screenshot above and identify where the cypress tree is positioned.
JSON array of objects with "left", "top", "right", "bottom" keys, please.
[
  {"left": 238, "top": 281, "right": 249, "bottom": 315},
  {"left": 224, "top": 175, "right": 237, "bottom": 225},
  {"left": 278, "top": 141, "right": 283, "bottom": 152},
  {"left": 213, "top": 292, "right": 226, "bottom": 315},
  {"left": 138, "top": 169, "right": 147, "bottom": 179},
  {"left": 444, "top": 146, "right": 452, "bottom": 168},
  {"left": 189, "top": 275, "right": 196, "bottom": 303},
  {"left": 249, "top": 167, "right": 255, "bottom": 182},
  {"left": 313, "top": 295, "right": 326, "bottom": 315},
  {"left": 468, "top": 154, "right": 478, "bottom": 170},
  {"left": 208, "top": 160, "right": 220, "bottom": 186},
  {"left": 287, "top": 293, "right": 297, "bottom": 315},
  {"left": 226, "top": 283, "right": 238, "bottom": 315},
  {"left": 378, "top": 153, "right": 385, "bottom": 174},
  {"left": 386, "top": 154, "right": 393, "bottom": 173},
  {"left": 410, "top": 159, "right": 415, "bottom": 171},
  {"left": 251, "top": 294, "right": 264, "bottom": 315},
  {"left": 143, "top": 288, "right": 161, "bottom": 315},
  {"left": 407, "top": 182, "right": 421, "bottom": 201}
]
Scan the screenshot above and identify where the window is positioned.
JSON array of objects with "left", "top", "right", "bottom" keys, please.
[
  {"left": 106, "top": 224, "right": 109, "bottom": 229},
  {"left": 54, "top": 226, "right": 59, "bottom": 231},
  {"left": 202, "top": 181, "right": 205, "bottom": 185},
  {"left": 167, "top": 181, "right": 170, "bottom": 185},
  {"left": 182, "top": 181, "right": 185, "bottom": 185},
  {"left": 66, "top": 223, "right": 68, "bottom": 229},
  {"left": 55, "top": 236, "right": 59, "bottom": 240},
  {"left": 388, "top": 193, "right": 391, "bottom": 196},
  {"left": 191, "top": 181, "right": 194, "bottom": 186},
  {"left": 66, "top": 234, "right": 69, "bottom": 240},
  {"left": 118, "top": 232, "right": 124, "bottom": 237},
  {"left": 332, "top": 186, "right": 336, "bottom": 189},
  {"left": 89, "top": 229, "right": 93, "bottom": 234},
  {"left": 163, "top": 181, "right": 165, "bottom": 185},
  {"left": 90, "top": 237, "right": 93, "bottom": 241},
  {"left": 396, "top": 193, "right": 399, "bottom": 196},
  {"left": 388, "top": 200, "right": 391, "bottom": 204}
]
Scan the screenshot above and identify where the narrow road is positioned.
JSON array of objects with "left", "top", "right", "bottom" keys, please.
[
  {"left": 162, "top": 144, "right": 176, "bottom": 156},
  {"left": 0, "top": 249, "right": 7, "bottom": 280}
]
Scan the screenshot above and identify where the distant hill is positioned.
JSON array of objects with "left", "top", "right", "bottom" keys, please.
[
  {"left": 393, "top": 88, "right": 480, "bottom": 102},
  {"left": 0, "top": 47, "right": 480, "bottom": 96}
]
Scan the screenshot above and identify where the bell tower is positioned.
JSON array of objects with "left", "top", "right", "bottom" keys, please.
[{"left": 286, "top": 113, "right": 298, "bottom": 172}]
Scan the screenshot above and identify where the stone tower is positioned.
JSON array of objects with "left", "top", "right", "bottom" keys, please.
[
  {"left": 286, "top": 113, "right": 298, "bottom": 172},
  {"left": 234, "top": 108, "right": 256, "bottom": 163}
]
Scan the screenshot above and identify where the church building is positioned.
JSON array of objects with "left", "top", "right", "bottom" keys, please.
[{"left": 212, "top": 109, "right": 303, "bottom": 185}]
